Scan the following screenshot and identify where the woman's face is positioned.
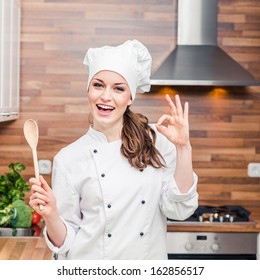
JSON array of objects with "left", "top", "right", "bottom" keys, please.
[{"left": 87, "top": 70, "right": 132, "bottom": 132}]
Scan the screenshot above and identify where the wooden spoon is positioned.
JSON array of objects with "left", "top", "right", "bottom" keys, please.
[{"left": 23, "top": 119, "right": 43, "bottom": 210}]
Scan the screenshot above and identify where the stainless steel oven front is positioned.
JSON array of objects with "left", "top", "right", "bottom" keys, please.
[{"left": 167, "top": 232, "right": 260, "bottom": 260}]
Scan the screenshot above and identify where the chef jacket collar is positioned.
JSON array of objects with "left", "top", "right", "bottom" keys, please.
[{"left": 88, "top": 126, "right": 122, "bottom": 144}]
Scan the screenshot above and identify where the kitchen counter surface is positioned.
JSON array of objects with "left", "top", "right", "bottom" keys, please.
[
  {"left": 167, "top": 221, "right": 260, "bottom": 232},
  {"left": 0, "top": 236, "right": 52, "bottom": 260}
]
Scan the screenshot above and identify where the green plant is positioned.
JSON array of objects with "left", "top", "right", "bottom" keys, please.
[
  {"left": 0, "top": 199, "right": 33, "bottom": 228},
  {"left": 0, "top": 162, "right": 30, "bottom": 210}
]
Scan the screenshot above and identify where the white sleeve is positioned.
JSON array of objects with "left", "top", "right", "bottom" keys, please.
[
  {"left": 155, "top": 127, "right": 199, "bottom": 220},
  {"left": 160, "top": 171, "right": 198, "bottom": 220}
]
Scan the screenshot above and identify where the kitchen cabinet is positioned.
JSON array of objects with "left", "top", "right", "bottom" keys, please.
[{"left": 0, "top": 0, "right": 20, "bottom": 122}]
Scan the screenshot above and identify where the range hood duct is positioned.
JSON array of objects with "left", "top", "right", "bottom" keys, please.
[{"left": 151, "top": 0, "right": 260, "bottom": 86}]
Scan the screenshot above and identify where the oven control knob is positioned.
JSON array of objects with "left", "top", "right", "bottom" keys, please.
[
  {"left": 211, "top": 243, "right": 219, "bottom": 252},
  {"left": 185, "top": 243, "right": 193, "bottom": 251}
]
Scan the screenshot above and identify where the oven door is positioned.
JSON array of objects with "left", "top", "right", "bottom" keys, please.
[
  {"left": 167, "top": 232, "right": 258, "bottom": 260},
  {"left": 168, "top": 253, "right": 256, "bottom": 260}
]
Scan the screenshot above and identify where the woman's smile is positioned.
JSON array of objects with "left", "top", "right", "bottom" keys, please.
[{"left": 96, "top": 103, "right": 115, "bottom": 116}]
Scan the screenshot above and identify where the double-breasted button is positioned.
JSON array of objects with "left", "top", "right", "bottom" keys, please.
[
  {"left": 108, "top": 233, "right": 112, "bottom": 238},
  {"left": 141, "top": 200, "right": 145, "bottom": 204},
  {"left": 93, "top": 149, "right": 98, "bottom": 153},
  {"left": 139, "top": 169, "right": 144, "bottom": 172},
  {"left": 101, "top": 173, "right": 105, "bottom": 178},
  {"left": 107, "top": 204, "right": 111, "bottom": 208},
  {"left": 140, "top": 232, "right": 144, "bottom": 237}
]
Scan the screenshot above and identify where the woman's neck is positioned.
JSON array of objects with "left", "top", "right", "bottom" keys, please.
[{"left": 92, "top": 123, "right": 122, "bottom": 143}]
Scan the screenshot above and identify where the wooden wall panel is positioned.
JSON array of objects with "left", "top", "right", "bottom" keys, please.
[
  {"left": 218, "top": 0, "right": 260, "bottom": 79},
  {"left": 0, "top": 0, "right": 259, "bottom": 210}
]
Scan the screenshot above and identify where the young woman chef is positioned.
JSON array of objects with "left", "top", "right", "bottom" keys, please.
[{"left": 29, "top": 39, "right": 198, "bottom": 260}]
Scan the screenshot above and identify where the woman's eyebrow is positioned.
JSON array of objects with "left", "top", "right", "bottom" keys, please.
[
  {"left": 93, "top": 78, "right": 126, "bottom": 86},
  {"left": 93, "top": 78, "right": 103, "bottom": 82},
  {"left": 114, "top": 82, "right": 127, "bottom": 85}
]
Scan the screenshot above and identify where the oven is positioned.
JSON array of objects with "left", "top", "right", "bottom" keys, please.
[
  {"left": 167, "top": 232, "right": 259, "bottom": 260},
  {"left": 167, "top": 205, "right": 260, "bottom": 260}
]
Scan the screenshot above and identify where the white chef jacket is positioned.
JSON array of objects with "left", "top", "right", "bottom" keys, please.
[{"left": 44, "top": 124, "right": 198, "bottom": 260}]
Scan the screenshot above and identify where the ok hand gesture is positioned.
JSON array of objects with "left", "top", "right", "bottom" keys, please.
[{"left": 156, "top": 94, "right": 190, "bottom": 148}]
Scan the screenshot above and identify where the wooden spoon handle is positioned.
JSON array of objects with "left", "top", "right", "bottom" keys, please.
[
  {"left": 32, "top": 148, "right": 43, "bottom": 211},
  {"left": 32, "top": 148, "right": 39, "bottom": 180}
]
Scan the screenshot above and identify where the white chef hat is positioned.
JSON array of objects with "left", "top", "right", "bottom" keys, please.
[{"left": 83, "top": 39, "right": 152, "bottom": 100}]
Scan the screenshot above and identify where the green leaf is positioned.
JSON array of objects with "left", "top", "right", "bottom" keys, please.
[{"left": 0, "top": 162, "right": 30, "bottom": 211}]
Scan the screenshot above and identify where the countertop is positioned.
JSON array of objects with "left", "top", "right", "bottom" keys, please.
[
  {"left": 0, "top": 221, "right": 52, "bottom": 260},
  {"left": 167, "top": 220, "right": 260, "bottom": 233},
  {"left": 0, "top": 236, "right": 52, "bottom": 260}
]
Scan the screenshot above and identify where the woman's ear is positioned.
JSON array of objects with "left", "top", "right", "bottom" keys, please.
[{"left": 127, "top": 96, "right": 133, "bottom": 106}]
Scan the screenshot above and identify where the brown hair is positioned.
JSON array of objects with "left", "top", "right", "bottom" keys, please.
[{"left": 121, "top": 107, "right": 165, "bottom": 170}]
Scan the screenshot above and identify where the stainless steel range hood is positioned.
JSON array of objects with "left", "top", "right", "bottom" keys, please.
[{"left": 151, "top": 0, "right": 260, "bottom": 86}]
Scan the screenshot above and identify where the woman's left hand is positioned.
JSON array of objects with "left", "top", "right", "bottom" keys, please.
[{"left": 156, "top": 94, "right": 190, "bottom": 147}]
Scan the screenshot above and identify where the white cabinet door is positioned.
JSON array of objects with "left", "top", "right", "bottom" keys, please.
[{"left": 0, "top": 0, "right": 20, "bottom": 122}]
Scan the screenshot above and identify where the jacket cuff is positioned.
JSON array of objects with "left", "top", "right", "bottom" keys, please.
[
  {"left": 167, "top": 172, "right": 198, "bottom": 202},
  {"left": 43, "top": 217, "right": 75, "bottom": 255}
]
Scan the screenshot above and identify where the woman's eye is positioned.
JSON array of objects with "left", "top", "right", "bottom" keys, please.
[
  {"left": 93, "top": 82, "right": 103, "bottom": 88},
  {"left": 115, "top": 86, "right": 124, "bottom": 92}
]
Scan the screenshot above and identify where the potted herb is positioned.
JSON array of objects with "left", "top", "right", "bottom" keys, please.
[{"left": 0, "top": 162, "right": 33, "bottom": 236}]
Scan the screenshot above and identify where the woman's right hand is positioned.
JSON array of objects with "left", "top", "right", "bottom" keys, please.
[
  {"left": 29, "top": 175, "right": 67, "bottom": 248},
  {"left": 29, "top": 175, "right": 58, "bottom": 218}
]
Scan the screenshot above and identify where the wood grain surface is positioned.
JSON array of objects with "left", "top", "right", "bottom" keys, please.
[{"left": 0, "top": 237, "right": 52, "bottom": 260}]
